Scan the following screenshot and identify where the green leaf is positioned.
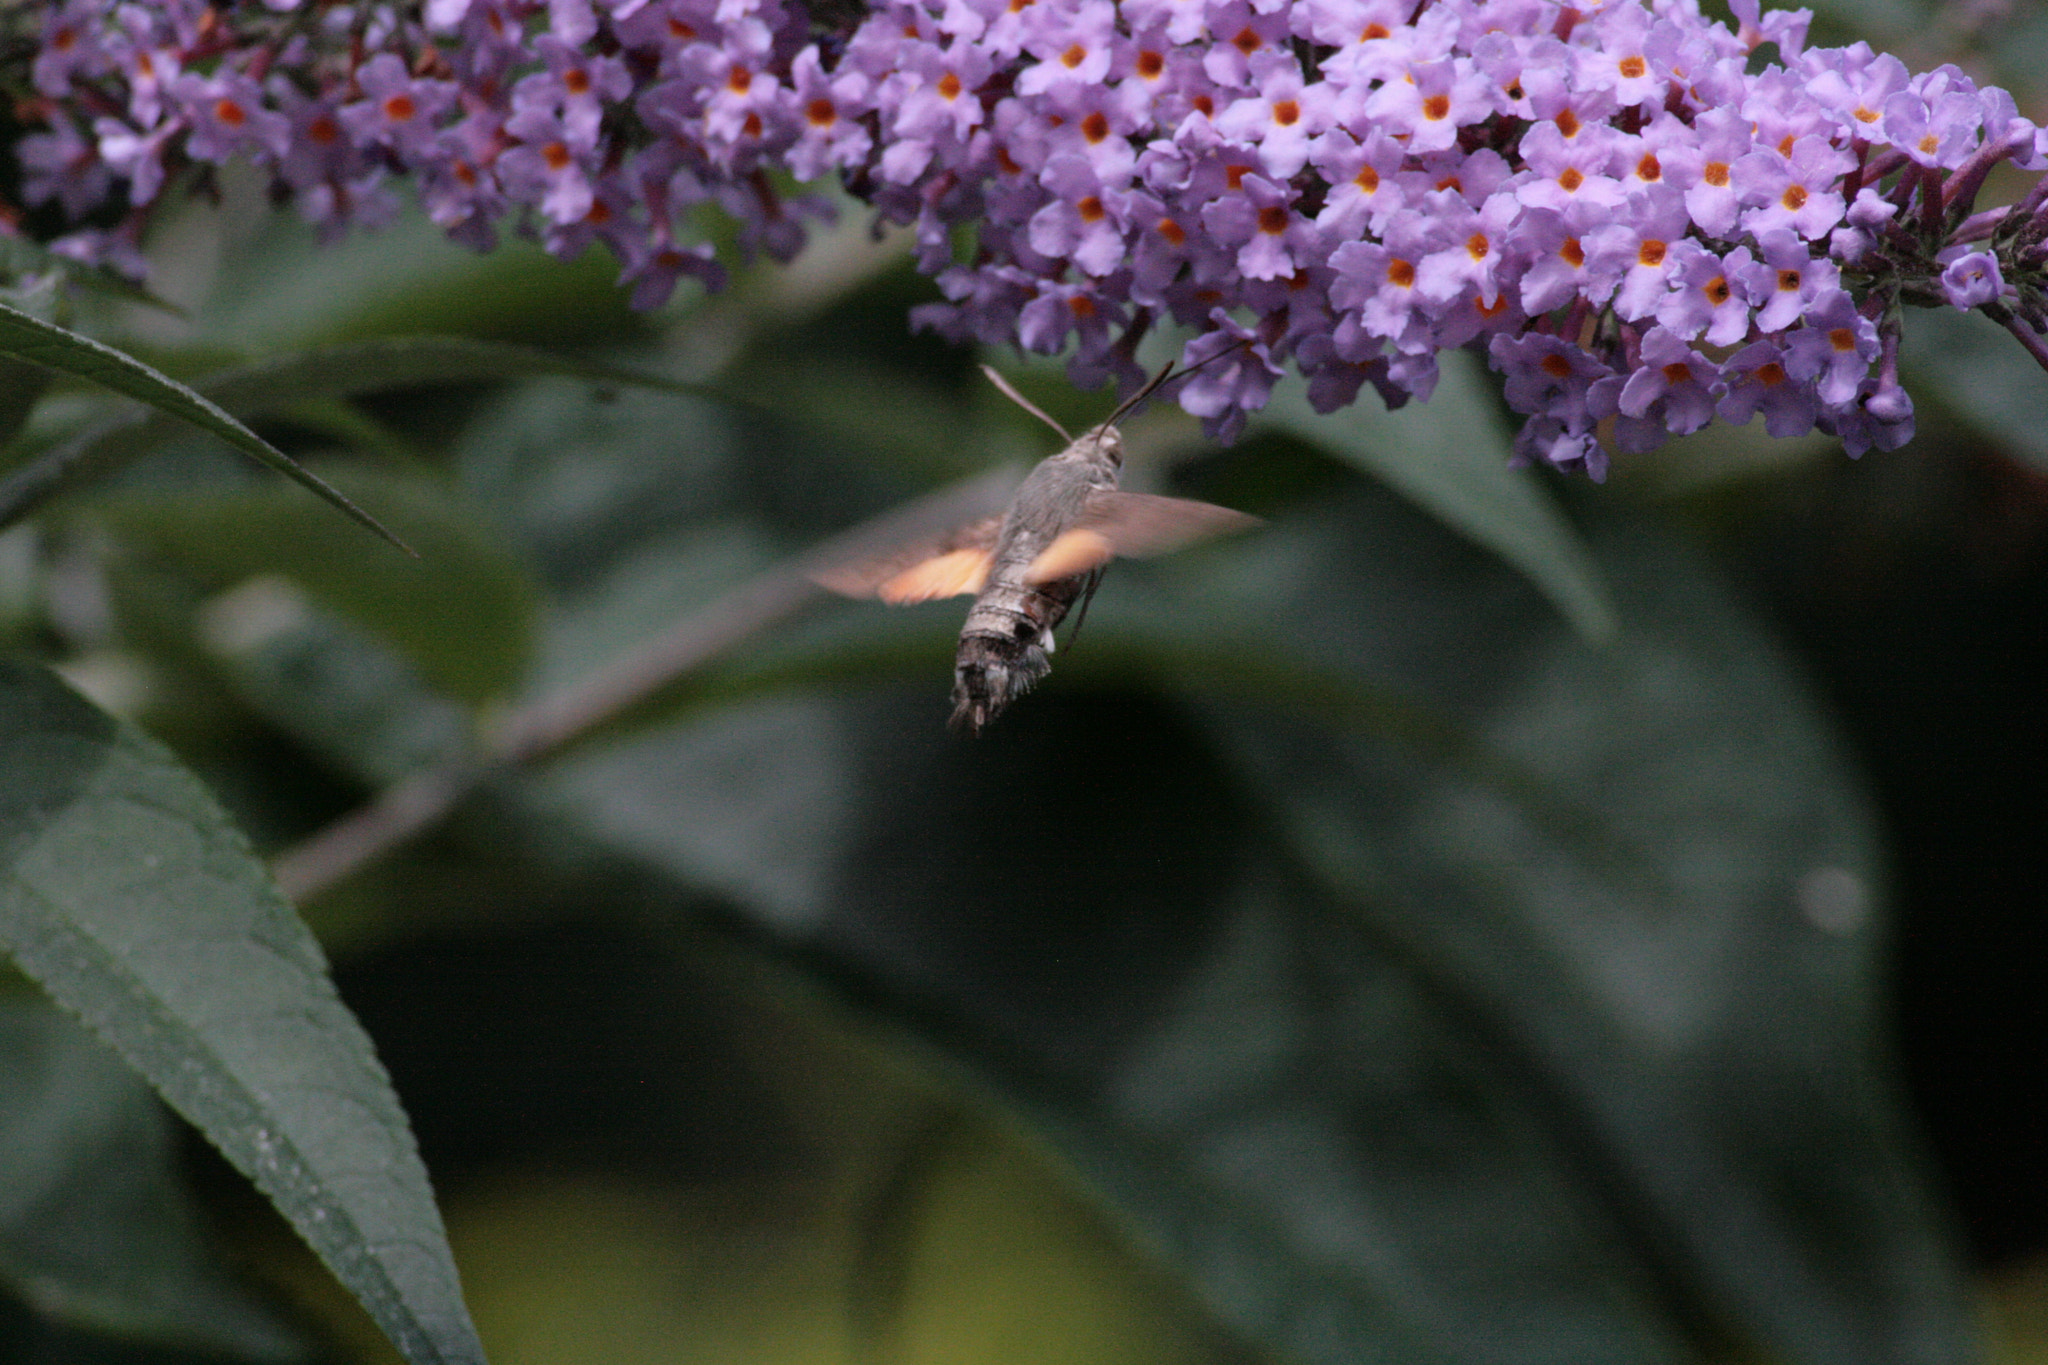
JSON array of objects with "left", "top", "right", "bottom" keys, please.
[
  {"left": 1901, "top": 307, "right": 2048, "bottom": 470},
  {"left": 548, "top": 492, "right": 1974, "bottom": 1365},
  {"left": 0, "top": 301, "right": 409, "bottom": 551},
  {"left": 0, "top": 235, "right": 183, "bottom": 316},
  {"left": 1259, "top": 348, "right": 1618, "bottom": 643},
  {"left": 0, "top": 355, "right": 54, "bottom": 456},
  {"left": 9, "top": 337, "right": 728, "bottom": 534},
  {"left": 195, "top": 576, "right": 475, "bottom": 786},
  {"left": 0, "top": 995, "right": 302, "bottom": 1359},
  {"left": 200, "top": 212, "right": 644, "bottom": 352},
  {"left": 0, "top": 661, "right": 486, "bottom": 1365},
  {"left": 536, "top": 696, "right": 856, "bottom": 933},
  {"left": 1159, "top": 493, "right": 1973, "bottom": 1364},
  {"left": 184, "top": 336, "right": 720, "bottom": 417},
  {"left": 102, "top": 469, "right": 540, "bottom": 707}
]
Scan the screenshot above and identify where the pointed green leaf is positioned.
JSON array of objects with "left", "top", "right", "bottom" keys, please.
[
  {"left": 5, "top": 337, "right": 733, "bottom": 535},
  {"left": 0, "top": 301, "right": 409, "bottom": 551},
  {"left": 0, "top": 662, "right": 485, "bottom": 1365},
  {"left": 0, "top": 995, "right": 302, "bottom": 1360},
  {"left": 1260, "top": 349, "right": 1617, "bottom": 642}
]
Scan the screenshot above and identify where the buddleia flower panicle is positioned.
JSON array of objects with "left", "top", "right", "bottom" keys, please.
[{"left": 10, "top": 0, "right": 2048, "bottom": 467}]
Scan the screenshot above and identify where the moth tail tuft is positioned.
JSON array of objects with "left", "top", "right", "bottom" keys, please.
[{"left": 950, "top": 634, "right": 1051, "bottom": 735}]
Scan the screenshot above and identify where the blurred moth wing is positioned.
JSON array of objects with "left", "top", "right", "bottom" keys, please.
[
  {"left": 815, "top": 490, "right": 1256, "bottom": 599},
  {"left": 1024, "top": 491, "right": 1265, "bottom": 583},
  {"left": 808, "top": 515, "right": 1001, "bottom": 600},
  {"left": 879, "top": 546, "right": 994, "bottom": 603}
]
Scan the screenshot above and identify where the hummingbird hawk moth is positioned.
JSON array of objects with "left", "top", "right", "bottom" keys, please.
[{"left": 812, "top": 362, "right": 1260, "bottom": 734}]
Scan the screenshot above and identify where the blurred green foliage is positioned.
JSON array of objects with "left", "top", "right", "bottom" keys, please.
[{"left": 3, "top": 28, "right": 2048, "bottom": 1361}]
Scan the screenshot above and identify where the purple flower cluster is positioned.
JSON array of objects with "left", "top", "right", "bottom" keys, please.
[{"left": 10, "top": 0, "right": 2048, "bottom": 469}]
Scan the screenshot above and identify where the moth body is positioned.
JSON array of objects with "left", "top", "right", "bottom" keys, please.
[
  {"left": 810, "top": 365, "right": 1261, "bottom": 733},
  {"left": 948, "top": 429, "right": 1121, "bottom": 732}
]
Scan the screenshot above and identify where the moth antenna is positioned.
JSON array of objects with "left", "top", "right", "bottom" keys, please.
[
  {"left": 1092, "top": 359, "right": 1178, "bottom": 439},
  {"left": 1088, "top": 336, "right": 1255, "bottom": 440},
  {"left": 980, "top": 364, "right": 1072, "bottom": 442}
]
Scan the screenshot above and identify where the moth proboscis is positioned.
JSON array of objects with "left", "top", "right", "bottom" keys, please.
[{"left": 812, "top": 359, "right": 1261, "bottom": 734}]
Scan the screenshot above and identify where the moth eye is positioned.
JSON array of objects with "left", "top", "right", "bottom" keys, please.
[{"left": 1012, "top": 618, "right": 1038, "bottom": 640}]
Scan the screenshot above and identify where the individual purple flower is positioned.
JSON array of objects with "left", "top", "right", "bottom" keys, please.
[
  {"left": 1656, "top": 240, "right": 1753, "bottom": 347},
  {"left": 1363, "top": 55, "right": 1497, "bottom": 155},
  {"left": 786, "top": 46, "right": 875, "bottom": 181},
  {"left": 878, "top": 40, "right": 995, "bottom": 178},
  {"left": 1414, "top": 188, "right": 1521, "bottom": 307},
  {"left": 1615, "top": 112, "right": 1689, "bottom": 195},
  {"left": 92, "top": 116, "right": 178, "bottom": 207},
  {"left": 17, "top": 116, "right": 112, "bottom": 219},
  {"left": 1196, "top": 2, "right": 1293, "bottom": 90},
  {"left": 1515, "top": 201, "right": 1617, "bottom": 314},
  {"left": 1658, "top": 106, "right": 1754, "bottom": 238},
  {"left": 1214, "top": 58, "right": 1327, "bottom": 180},
  {"left": 1822, "top": 392, "right": 1916, "bottom": 458},
  {"left": 1178, "top": 315, "right": 1283, "bottom": 441},
  {"left": 514, "top": 36, "right": 633, "bottom": 152},
  {"left": 340, "top": 54, "right": 458, "bottom": 163},
  {"left": 1586, "top": 183, "right": 1693, "bottom": 322},
  {"left": 1513, "top": 120, "right": 1629, "bottom": 213},
  {"left": 1298, "top": 351, "right": 1386, "bottom": 416},
  {"left": 1040, "top": 80, "right": 1146, "bottom": 186},
  {"left": 1802, "top": 46, "right": 1909, "bottom": 134},
  {"left": 1783, "top": 291, "right": 1880, "bottom": 407},
  {"left": 418, "top": 110, "right": 510, "bottom": 248},
  {"left": 1489, "top": 331, "right": 1617, "bottom": 434},
  {"left": 1515, "top": 412, "right": 1611, "bottom": 481},
  {"left": 1616, "top": 327, "right": 1721, "bottom": 451},
  {"left": 34, "top": 1, "right": 118, "bottom": 96},
  {"left": 108, "top": 18, "right": 183, "bottom": 131},
  {"left": 1939, "top": 250, "right": 2005, "bottom": 310},
  {"left": 1030, "top": 154, "right": 1135, "bottom": 276},
  {"left": 1309, "top": 127, "right": 1411, "bottom": 240},
  {"left": 1015, "top": 0, "right": 1119, "bottom": 97},
  {"left": 1827, "top": 185, "right": 1899, "bottom": 265},
  {"left": 1734, "top": 134, "right": 1854, "bottom": 241},
  {"left": 1017, "top": 278, "right": 1124, "bottom": 362},
  {"left": 1201, "top": 173, "right": 1326, "bottom": 281},
  {"left": 1881, "top": 86, "right": 1984, "bottom": 170},
  {"left": 1644, "top": 19, "right": 1746, "bottom": 111},
  {"left": 1572, "top": 3, "right": 1666, "bottom": 110},
  {"left": 1737, "top": 229, "right": 1839, "bottom": 334},
  {"left": 1430, "top": 275, "right": 1526, "bottom": 352},
  {"left": 1718, "top": 339, "right": 1819, "bottom": 438},
  {"left": 498, "top": 104, "right": 598, "bottom": 225},
  {"left": 171, "top": 71, "right": 292, "bottom": 165},
  {"left": 1331, "top": 234, "right": 1436, "bottom": 355}
]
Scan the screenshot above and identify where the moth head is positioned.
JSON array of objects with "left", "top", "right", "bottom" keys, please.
[{"left": 1089, "top": 424, "right": 1125, "bottom": 468}]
